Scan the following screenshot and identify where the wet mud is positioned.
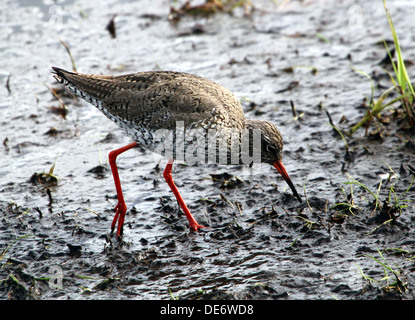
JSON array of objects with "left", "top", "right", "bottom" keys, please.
[{"left": 1, "top": 0, "right": 415, "bottom": 300}]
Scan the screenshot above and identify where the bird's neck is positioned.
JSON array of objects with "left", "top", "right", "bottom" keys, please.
[{"left": 244, "top": 118, "right": 264, "bottom": 130}]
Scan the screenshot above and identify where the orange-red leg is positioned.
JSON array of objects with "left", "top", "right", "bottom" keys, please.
[
  {"left": 163, "top": 159, "right": 206, "bottom": 231},
  {"left": 108, "top": 142, "right": 138, "bottom": 237}
]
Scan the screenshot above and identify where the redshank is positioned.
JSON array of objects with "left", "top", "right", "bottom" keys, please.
[{"left": 51, "top": 67, "right": 302, "bottom": 237}]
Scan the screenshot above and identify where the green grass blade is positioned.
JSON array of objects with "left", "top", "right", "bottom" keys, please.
[{"left": 383, "top": 0, "right": 414, "bottom": 97}]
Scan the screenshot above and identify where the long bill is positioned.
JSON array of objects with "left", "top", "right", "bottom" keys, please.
[{"left": 273, "top": 160, "right": 302, "bottom": 202}]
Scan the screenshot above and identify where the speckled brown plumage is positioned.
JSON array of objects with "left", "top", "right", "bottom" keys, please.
[{"left": 52, "top": 67, "right": 301, "bottom": 237}]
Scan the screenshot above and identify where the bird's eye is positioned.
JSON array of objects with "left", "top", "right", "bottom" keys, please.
[{"left": 266, "top": 145, "right": 276, "bottom": 153}]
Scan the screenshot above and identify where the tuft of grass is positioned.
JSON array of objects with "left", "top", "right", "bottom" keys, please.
[
  {"left": 29, "top": 161, "right": 59, "bottom": 186},
  {"left": 386, "top": 175, "right": 413, "bottom": 215},
  {"left": 330, "top": 181, "right": 359, "bottom": 216},
  {"left": 349, "top": 67, "right": 405, "bottom": 134},
  {"left": 295, "top": 214, "right": 317, "bottom": 230},
  {"left": 343, "top": 173, "right": 382, "bottom": 215},
  {"left": 0, "top": 234, "right": 34, "bottom": 265},
  {"left": 383, "top": 0, "right": 415, "bottom": 125},
  {"left": 350, "top": 1, "right": 415, "bottom": 134},
  {"left": 358, "top": 248, "right": 407, "bottom": 293},
  {"left": 332, "top": 166, "right": 412, "bottom": 230}
]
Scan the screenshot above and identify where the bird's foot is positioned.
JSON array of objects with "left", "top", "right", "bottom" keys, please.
[
  {"left": 189, "top": 220, "right": 209, "bottom": 232},
  {"left": 110, "top": 201, "right": 128, "bottom": 238}
]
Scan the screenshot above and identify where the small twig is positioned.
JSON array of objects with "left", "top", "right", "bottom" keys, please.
[
  {"left": 44, "top": 84, "right": 67, "bottom": 108},
  {"left": 219, "top": 193, "right": 235, "bottom": 208},
  {"left": 106, "top": 14, "right": 117, "bottom": 38},
  {"left": 290, "top": 99, "right": 297, "bottom": 118},
  {"left": 59, "top": 38, "right": 77, "bottom": 72},
  {"left": 235, "top": 201, "right": 243, "bottom": 216},
  {"left": 325, "top": 109, "right": 335, "bottom": 128},
  {"left": 6, "top": 73, "right": 11, "bottom": 94}
]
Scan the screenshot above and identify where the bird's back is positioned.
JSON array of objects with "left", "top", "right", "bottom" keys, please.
[{"left": 52, "top": 68, "right": 245, "bottom": 132}]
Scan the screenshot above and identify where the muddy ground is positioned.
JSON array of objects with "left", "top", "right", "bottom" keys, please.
[{"left": 1, "top": 0, "right": 414, "bottom": 300}]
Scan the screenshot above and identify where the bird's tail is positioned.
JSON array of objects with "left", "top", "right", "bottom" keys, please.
[{"left": 51, "top": 67, "right": 116, "bottom": 106}]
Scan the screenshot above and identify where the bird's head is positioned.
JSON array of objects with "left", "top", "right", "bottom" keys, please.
[{"left": 246, "top": 119, "right": 302, "bottom": 202}]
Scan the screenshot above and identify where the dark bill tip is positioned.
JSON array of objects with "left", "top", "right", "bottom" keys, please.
[{"left": 273, "top": 160, "right": 302, "bottom": 203}]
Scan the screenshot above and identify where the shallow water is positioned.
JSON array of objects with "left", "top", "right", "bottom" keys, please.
[{"left": 1, "top": 0, "right": 415, "bottom": 300}]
